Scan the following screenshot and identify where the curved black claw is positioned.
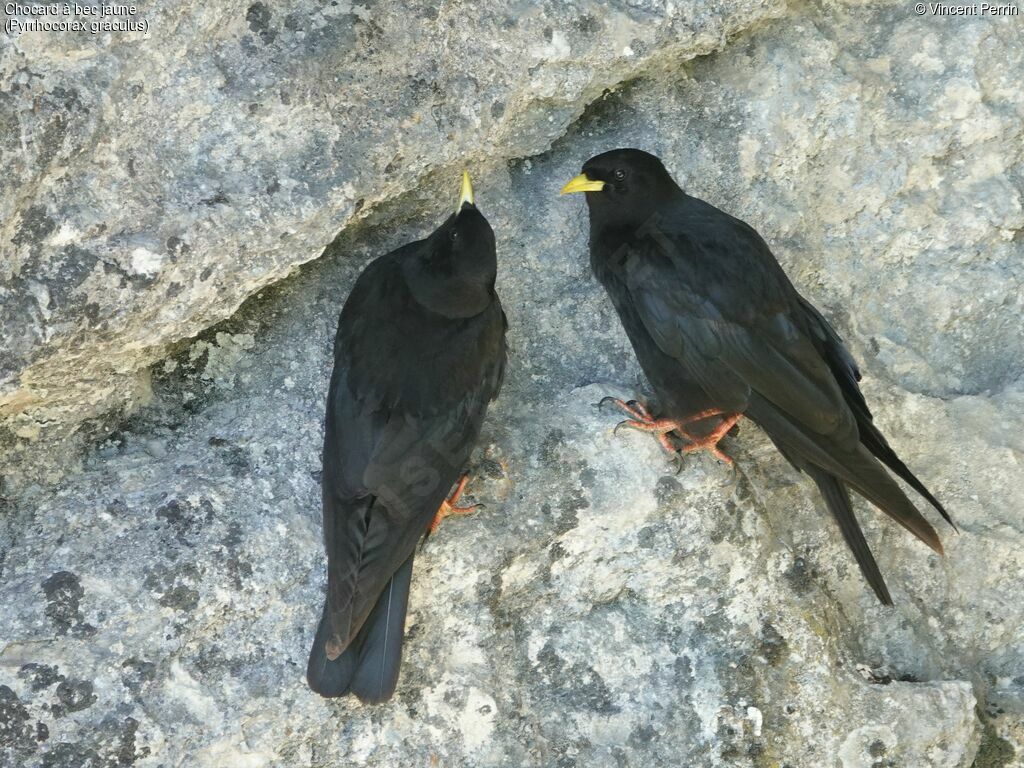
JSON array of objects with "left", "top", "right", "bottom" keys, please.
[
  {"left": 668, "top": 452, "right": 683, "bottom": 475},
  {"left": 597, "top": 396, "right": 619, "bottom": 412},
  {"left": 612, "top": 419, "right": 632, "bottom": 436}
]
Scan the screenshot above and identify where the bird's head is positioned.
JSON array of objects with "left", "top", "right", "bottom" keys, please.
[
  {"left": 560, "top": 148, "right": 681, "bottom": 228},
  {"left": 430, "top": 171, "right": 496, "bottom": 278},
  {"left": 411, "top": 171, "right": 497, "bottom": 317}
]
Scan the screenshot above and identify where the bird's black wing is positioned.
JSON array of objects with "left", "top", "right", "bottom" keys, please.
[
  {"left": 309, "top": 247, "right": 506, "bottom": 699},
  {"left": 623, "top": 202, "right": 856, "bottom": 442},
  {"left": 622, "top": 199, "right": 943, "bottom": 577}
]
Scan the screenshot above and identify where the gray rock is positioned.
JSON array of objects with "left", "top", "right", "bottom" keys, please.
[
  {"left": 2, "top": 0, "right": 1022, "bottom": 766},
  {"left": 0, "top": 0, "right": 783, "bottom": 478}
]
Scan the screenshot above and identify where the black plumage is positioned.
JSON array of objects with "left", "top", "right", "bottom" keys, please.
[
  {"left": 307, "top": 175, "right": 506, "bottom": 701},
  {"left": 561, "top": 148, "right": 952, "bottom": 604}
]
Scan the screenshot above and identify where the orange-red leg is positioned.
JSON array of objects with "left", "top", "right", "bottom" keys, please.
[
  {"left": 599, "top": 397, "right": 653, "bottom": 421},
  {"left": 679, "top": 413, "right": 742, "bottom": 465},
  {"left": 600, "top": 397, "right": 741, "bottom": 465},
  {"left": 599, "top": 398, "right": 679, "bottom": 456},
  {"left": 429, "top": 475, "right": 481, "bottom": 534}
]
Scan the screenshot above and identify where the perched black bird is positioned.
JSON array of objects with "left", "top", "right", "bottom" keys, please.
[
  {"left": 561, "top": 148, "right": 953, "bottom": 604},
  {"left": 307, "top": 173, "right": 507, "bottom": 702}
]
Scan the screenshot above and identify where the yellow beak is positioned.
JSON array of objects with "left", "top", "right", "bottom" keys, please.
[
  {"left": 560, "top": 173, "right": 606, "bottom": 195},
  {"left": 457, "top": 170, "right": 474, "bottom": 212}
]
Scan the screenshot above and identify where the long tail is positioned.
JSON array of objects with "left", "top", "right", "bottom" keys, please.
[
  {"left": 797, "top": 294, "right": 954, "bottom": 530},
  {"left": 754, "top": 397, "right": 943, "bottom": 553},
  {"left": 806, "top": 466, "right": 892, "bottom": 604},
  {"left": 751, "top": 394, "right": 945, "bottom": 602},
  {"left": 857, "top": 418, "right": 955, "bottom": 530},
  {"left": 306, "top": 552, "right": 414, "bottom": 703},
  {"left": 837, "top": 446, "right": 944, "bottom": 557}
]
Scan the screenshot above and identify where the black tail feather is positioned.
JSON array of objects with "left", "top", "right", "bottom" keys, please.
[
  {"left": 349, "top": 552, "right": 414, "bottom": 704},
  {"left": 858, "top": 421, "right": 956, "bottom": 531},
  {"left": 307, "top": 553, "right": 414, "bottom": 703},
  {"left": 751, "top": 394, "right": 944, "bottom": 556},
  {"left": 808, "top": 467, "right": 892, "bottom": 605},
  {"left": 798, "top": 295, "right": 954, "bottom": 531},
  {"left": 838, "top": 449, "right": 944, "bottom": 557}
]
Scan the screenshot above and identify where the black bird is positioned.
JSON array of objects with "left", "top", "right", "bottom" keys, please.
[
  {"left": 561, "top": 148, "right": 953, "bottom": 604},
  {"left": 307, "top": 172, "right": 507, "bottom": 702}
]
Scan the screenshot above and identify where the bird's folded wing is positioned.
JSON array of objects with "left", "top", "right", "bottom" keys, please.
[
  {"left": 795, "top": 293, "right": 869, "bottom": 416},
  {"left": 324, "top": 377, "right": 490, "bottom": 647},
  {"left": 323, "top": 346, "right": 502, "bottom": 652},
  {"left": 624, "top": 231, "right": 856, "bottom": 442}
]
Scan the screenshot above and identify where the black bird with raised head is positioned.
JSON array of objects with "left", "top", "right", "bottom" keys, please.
[
  {"left": 561, "top": 148, "right": 953, "bottom": 604},
  {"left": 307, "top": 172, "right": 507, "bottom": 702}
]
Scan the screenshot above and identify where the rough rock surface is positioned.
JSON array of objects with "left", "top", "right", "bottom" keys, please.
[
  {"left": 0, "top": 0, "right": 785, "bottom": 476},
  {"left": 2, "top": 0, "right": 1023, "bottom": 766}
]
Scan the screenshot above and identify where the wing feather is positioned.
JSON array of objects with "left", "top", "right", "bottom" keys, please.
[{"left": 623, "top": 213, "right": 855, "bottom": 441}]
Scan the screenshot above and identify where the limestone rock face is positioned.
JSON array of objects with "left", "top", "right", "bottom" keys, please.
[
  {"left": 1, "top": 0, "right": 1022, "bottom": 766},
  {"left": 0, "top": 0, "right": 783, "bottom": 471}
]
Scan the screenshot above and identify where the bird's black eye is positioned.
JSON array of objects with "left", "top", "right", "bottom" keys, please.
[
  {"left": 613, "top": 169, "right": 627, "bottom": 181},
  {"left": 450, "top": 229, "right": 459, "bottom": 242}
]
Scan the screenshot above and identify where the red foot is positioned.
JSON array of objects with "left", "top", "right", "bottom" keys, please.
[
  {"left": 678, "top": 412, "right": 741, "bottom": 465},
  {"left": 599, "top": 397, "right": 740, "bottom": 465},
  {"left": 599, "top": 398, "right": 679, "bottom": 456},
  {"left": 428, "top": 475, "right": 481, "bottom": 534}
]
